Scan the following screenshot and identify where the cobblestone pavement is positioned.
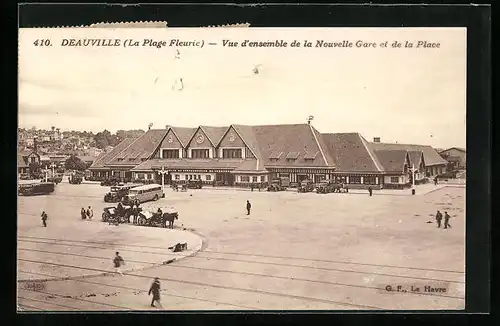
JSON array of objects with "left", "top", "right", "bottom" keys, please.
[{"left": 17, "top": 181, "right": 465, "bottom": 311}]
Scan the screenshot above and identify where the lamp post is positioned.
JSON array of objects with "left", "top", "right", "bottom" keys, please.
[
  {"left": 49, "top": 162, "right": 57, "bottom": 177},
  {"left": 157, "top": 166, "right": 168, "bottom": 194},
  {"left": 409, "top": 164, "right": 416, "bottom": 195}
]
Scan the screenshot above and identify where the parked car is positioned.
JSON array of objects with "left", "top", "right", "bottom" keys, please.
[
  {"left": 267, "top": 177, "right": 290, "bottom": 192},
  {"left": 69, "top": 174, "right": 83, "bottom": 184},
  {"left": 47, "top": 175, "right": 63, "bottom": 184},
  {"left": 104, "top": 184, "right": 141, "bottom": 203},
  {"left": 297, "top": 179, "right": 315, "bottom": 193},
  {"left": 101, "top": 178, "right": 121, "bottom": 187},
  {"left": 316, "top": 180, "right": 347, "bottom": 194},
  {"left": 186, "top": 180, "right": 203, "bottom": 189}
]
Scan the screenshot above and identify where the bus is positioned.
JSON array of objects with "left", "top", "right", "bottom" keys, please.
[{"left": 123, "top": 184, "right": 164, "bottom": 205}]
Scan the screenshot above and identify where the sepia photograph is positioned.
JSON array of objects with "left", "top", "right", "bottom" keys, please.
[{"left": 17, "top": 27, "right": 466, "bottom": 311}]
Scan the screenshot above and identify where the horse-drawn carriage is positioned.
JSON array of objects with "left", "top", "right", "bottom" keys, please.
[
  {"left": 101, "top": 205, "right": 139, "bottom": 225},
  {"left": 316, "top": 180, "right": 348, "bottom": 194},
  {"left": 136, "top": 209, "right": 179, "bottom": 229}
]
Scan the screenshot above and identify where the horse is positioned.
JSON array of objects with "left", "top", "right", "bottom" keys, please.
[{"left": 163, "top": 212, "right": 179, "bottom": 229}]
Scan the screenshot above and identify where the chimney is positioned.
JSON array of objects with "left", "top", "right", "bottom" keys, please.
[
  {"left": 307, "top": 115, "right": 314, "bottom": 125},
  {"left": 33, "top": 136, "right": 38, "bottom": 153},
  {"left": 373, "top": 137, "right": 381, "bottom": 143}
]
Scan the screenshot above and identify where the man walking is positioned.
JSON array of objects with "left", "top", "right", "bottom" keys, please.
[
  {"left": 113, "top": 252, "right": 125, "bottom": 276},
  {"left": 435, "top": 210, "right": 443, "bottom": 228},
  {"left": 149, "top": 277, "right": 162, "bottom": 308},
  {"left": 86, "top": 206, "right": 93, "bottom": 220},
  {"left": 246, "top": 200, "right": 251, "bottom": 215},
  {"left": 434, "top": 176, "right": 438, "bottom": 186},
  {"left": 368, "top": 186, "right": 373, "bottom": 197},
  {"left": 41, "top": 211, "right": 48, "bottom": 227},
  {"left": 444, "top": 211, "right": 452, "bottom": 229}
]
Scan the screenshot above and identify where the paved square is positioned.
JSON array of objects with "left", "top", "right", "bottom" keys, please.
[{"left": 18, "top": 182, "right": 465, "bottom": 311}]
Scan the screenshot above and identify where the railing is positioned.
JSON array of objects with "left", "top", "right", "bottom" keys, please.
[{"left": 438, "top": 178, "right": 466, "bottom": 185}]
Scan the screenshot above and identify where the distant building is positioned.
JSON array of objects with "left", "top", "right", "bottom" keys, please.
[
  {"left": 439, "top": 147, "right": 466, "bottom": 169},
  {"left": 17, "top": 150, "right": 41, "bottom": 175},
  {"left": 77, "top": 156, "right": 96, "bottom": 166},
  {"left": 89, "top": 124, "right": 447, "bottom": 190}
]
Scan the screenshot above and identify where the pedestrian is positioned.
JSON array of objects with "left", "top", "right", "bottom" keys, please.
[
  {"left": 86, "top": 206, "right": 93, "bottom": 220},
  {"left": 41, "top": 211, "right": 48, "bottom": 227},
  {"left": 149, "top": 277, "right": 162, "bottom": 308},
  {"left": 250, "top": 183, "right": 254, "bottom": 192},
  {"left": 435, "top": 210, "right": 443, "bottom": 228},
  {"left": 246, "top": 200, "right": 251, "bottom": 215},
  {"left": 132, "top": 205, "right": 139, "bottom": 225},
  {"left": 444, "top": 211, "right": 452, "bottom": 229},
  {"left": 80, "top": 208, "right": 86, "bottom": 220},
  {"left": 434, "top": 176, "right": 438, "bottom": 186},
  {"left": 368, "top": 186, "right": 373, "bottom": 197},
  {"left": 113, "top": 252, "right": 125, "bottom": 276}
]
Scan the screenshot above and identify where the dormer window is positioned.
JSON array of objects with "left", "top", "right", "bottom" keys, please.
[
  {"left": 222, "top": 148, "right": 242, "bottom": 159},
  {"left": 304, "top": 151, "right": 319, "bottom": 160},
  {"left": 192, "top": 149, "right": 209, "bottom": 159},
  {"left": 162, "top": 149, "right": 180, "bottom": 159},
  {"left": 269, "top": 151, "right": 283, "bottom": 161},
  {"left": 286, "top": 152, "right": 300, "bottom": 161}
]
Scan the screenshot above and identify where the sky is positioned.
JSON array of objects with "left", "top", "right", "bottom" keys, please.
[{"left": 19, "top": 28, "right": 466, "bottom": 148}]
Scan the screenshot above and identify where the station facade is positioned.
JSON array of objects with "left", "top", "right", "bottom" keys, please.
[{"left": 89, "top": 123, "right": 448, "bottom": 190}]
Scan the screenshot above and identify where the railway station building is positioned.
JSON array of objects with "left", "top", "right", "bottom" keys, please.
[{"left": 88, "top": 123, "right": 448, "bottom": 190}]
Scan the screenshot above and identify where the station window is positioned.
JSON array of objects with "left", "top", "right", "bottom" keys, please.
[
  {"left": 364, "top": 176, "right": 376, "bottom": 184},
  {"left": 175, "top": 175, "right": 180, "bottom": 180},
  {"left": 260, "top": 176, "right": 266, "bottom": 182},
  {"left": 206, "top": 175, "right": 212, "bottom": 181},
  {"left": 241, "top": 176, "right": 250, "bottom": 182},
  {"left": 185, "top": 174, "right": 188, "bottom": 180},
  {"left": 192, "top": 149, "right": 209, "bottom": 159},
  {"left": 162, "top": 149, "right": 179, "bottom": 159},
  {"left": 252, "top": 176, "right": 258, "bottom": 182},
  {"left": 350, "top": 176, "right": 362, "bottom": 184},
  {"left": 390, "top": 177, "right": 400, "bottom": 183},
  {"left": 222, "top": 148, "right": 242, "bottom": 159}
]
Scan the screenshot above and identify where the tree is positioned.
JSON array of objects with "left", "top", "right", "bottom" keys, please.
[
  {"left": 94, "top": 130, "right": 111, "bottom": 149},
  {"left": 64, "top": 155, "right": 87, "bottom": 171}
]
